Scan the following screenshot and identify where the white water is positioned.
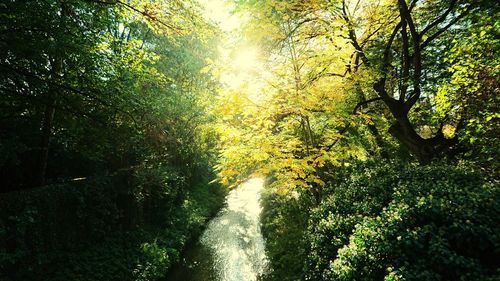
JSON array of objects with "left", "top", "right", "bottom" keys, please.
[{"left": 200, "top": 178, "right": 268, "bottom": 281}]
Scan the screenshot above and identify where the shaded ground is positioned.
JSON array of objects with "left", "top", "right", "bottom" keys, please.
[{"left": 164, "top": 240, "right": 217, "bottom": 281}]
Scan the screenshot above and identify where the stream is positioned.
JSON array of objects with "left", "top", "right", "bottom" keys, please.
[{"left": 165, "top": 178, "right": 268, "bottom": 281}]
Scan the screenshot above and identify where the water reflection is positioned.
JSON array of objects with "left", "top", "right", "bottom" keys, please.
[
  {"left": 165, "top": 178, "right": 268, "bottom": 281},
  {"left": 202, "top": 178, "right": 268, "bottom": 281}
]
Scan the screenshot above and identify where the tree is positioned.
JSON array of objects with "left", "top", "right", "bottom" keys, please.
[
  {"left": 213, "top": 0, "right": 498, "bottom": 196},
  {"left": 231, "top": 0, "right": 496, "bottom": 165},
  {"left": 435, "top": 4, "right": 499, "bottom": 174},
  {"left": 0, "top": 0, "right": 219, "bottom": 190},
  {"left": 320, "top": 0, "right": 492, "bottom": 163},
  {"left": 215, "top": 1, "right": 380, "bottom": 197}
]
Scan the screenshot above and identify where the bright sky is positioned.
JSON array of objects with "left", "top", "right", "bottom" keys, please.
[
  {"left": 200, "top": 0, "right": 266, "bottom": 99},
  {"left": 201, "top": 0, "right": 241, "bottom": 33}
]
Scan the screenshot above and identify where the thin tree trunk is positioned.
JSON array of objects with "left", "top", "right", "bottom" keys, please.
[
  {"left": 36, "top": 0, "right": 66, "bottom": 186},
  {"left": 37, "top": 98, "right": 56, "bottom": 186}
]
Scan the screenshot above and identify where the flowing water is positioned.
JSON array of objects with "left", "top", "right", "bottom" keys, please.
[{"left": 166, "top": 178, "right": 268, "bottom": 281}]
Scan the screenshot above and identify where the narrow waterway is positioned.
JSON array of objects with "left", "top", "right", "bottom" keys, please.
[{"left": 166, "top": 178, "right": 268, "bottom": 281}]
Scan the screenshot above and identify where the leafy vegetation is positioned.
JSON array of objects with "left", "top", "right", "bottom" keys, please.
[
  {"left": 0, "top": 0, "right": 218, "bottom": 190},
  {"left": 1, "top": 0, "right": 498, "bottom": 280},
  {"left": 0, "top": 0, "right": 224, "bottom": 280},
  {"left": 214, "top": 0, "right": 499, "bottom": 280},
  {"left": 0, "top": 167, "right": 225, "bottom": 281},
  {"left": 261, "top": 162, "right": 499, "bottom": 281},
  {"left": 216, "top": 0, "right": 499, "bottom": 189}
]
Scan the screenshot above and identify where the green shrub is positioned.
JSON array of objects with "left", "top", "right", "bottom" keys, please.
[
  {"left": 307, "top": 161, "right": 499, "bottom": 281},
  {"left": 0, "top": 165, "right": 225, "bottom": 281},
  {"left": 134, "top": 240, "right": 171, "bottom": 281},
  {"left": 260, "top": 188, "right": 313, "bottom": 281},
  {"left": 306, "top": 162, "right": 397, "bottom": 280}
]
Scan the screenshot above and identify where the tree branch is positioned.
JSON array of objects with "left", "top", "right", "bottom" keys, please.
[
  {"left": 400, "top": 18, "right": 410, "bottom": 102},
  {"left": 398, "top": 0, "right": 421, "bottom": 111},
  {"left": 420, "top": 5, "right": 473, "bottom": 49},
  {"left": 353, "top": 97, "right": 383, "bottom": 114},
  {"left": 374, "top": 20, "right": 402, "bottom": 102},
  {"left": 88, "top": 0, "right": 183, "bottom": 32},
  {"left": 419, "top": 0, "right": 458, "bottom": 37},
  {"left": 341, "top": 0, "right": 369, "bottom": 66},
  {"left": 360, "top": 14, "right": 401, "bottom": 48}
]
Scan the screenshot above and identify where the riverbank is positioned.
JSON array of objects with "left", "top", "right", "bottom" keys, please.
[{"left": 0, "top": 167, "right": 226, "bottom": 281}]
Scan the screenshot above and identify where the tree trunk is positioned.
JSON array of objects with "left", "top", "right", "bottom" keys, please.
[
  {"left": 388, "top": 115, "right": 457, "bottom": 164},
  {"left": 35, "top": 0, "right": 66, "bottom": 186},
  {"left": 36, "top": 98, "right": 56, "bottom": 186}
]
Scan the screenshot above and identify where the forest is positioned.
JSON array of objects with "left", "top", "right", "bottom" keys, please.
[{"left": 0, "top": 0, "right": 498, "bottom": 281}]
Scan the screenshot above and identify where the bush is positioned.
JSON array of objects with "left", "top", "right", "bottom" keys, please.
[
  {"left": 306, "top": 162, "right": 397, "bottom": 280},
  {"left": 260, "top": 188, "right": 313, "bottom": 281},
  {"left": 0, "top": 165, "right": 225, "bottom": 281},
  {"left": 307, "top": 161, "right": 499, "bottom": 281}
]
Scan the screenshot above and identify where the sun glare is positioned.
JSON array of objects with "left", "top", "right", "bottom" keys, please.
[
  {"left": 201, "top": 0, "right": 266, "bottom": 99},
  {"left": 219, "top": 45, "right": 264, "bottom": 92},
  {"left": 202, "top": 0, "right": 240, "bottom": 32},
  {"left": 233, "top": 47, "right": 260, "bottom": 73}
]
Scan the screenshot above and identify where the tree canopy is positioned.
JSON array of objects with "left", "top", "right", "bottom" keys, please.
[
  {"left": 214, "top": 0, "right": 499, "bottom": 192},
  {"left": 0, "top": 0, "right": 220, "bottom": 191},
  {"left": 0, "top": 1, "right": 498, "bottom": 280}
]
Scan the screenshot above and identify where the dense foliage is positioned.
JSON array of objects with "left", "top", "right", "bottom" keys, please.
[
  {"left": 0, "top": 167, "right": 225, "bottom": 281},
  {"left": 261, "top": 162, "right": 499, "bottom": 281},
  {"left": 0, "top": 0, "right": 217, "bottom": 191},
  {"left": 0, "top": 0, "right": 224, "bottom": 280},
  {"left": 216, "top": 0, "right": 499, "bottom": 189},
  {"left": 1, "top": 0, "right": 498, "bottom": 280},
  {"left": 212, "top": 2, "right": 499, "bottom": 279}
]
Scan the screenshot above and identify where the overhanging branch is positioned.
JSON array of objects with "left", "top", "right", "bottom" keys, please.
[
  {"left": 420, "top": 5, "right": 473, "bottom": 49},
  {"left": 88, "top": 0, "right": 183, "bottom": 32},
  {"left": 353, "top": 97, "right": 383, "bottom": 114},
  {"left": 419, "top": 0, "right": 458, "bottom": 37}
]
